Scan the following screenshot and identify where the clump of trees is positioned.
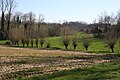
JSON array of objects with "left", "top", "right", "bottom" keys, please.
[
  {"left": 6, "top": 11, "right": 49, "bottom": 48},
  {"left": 0, "top": 0, "right": 16, "bottom": 40}
]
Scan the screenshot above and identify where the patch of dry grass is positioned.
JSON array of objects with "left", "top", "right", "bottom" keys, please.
[
  {"left": 0, "top": 45, "right": 99, "bottom": 57},
  {"left": 0, "top": 46, "right": 74, "bottom": 57}
]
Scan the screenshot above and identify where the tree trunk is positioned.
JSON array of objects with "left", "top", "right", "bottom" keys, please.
[
  {"left": 23, "top": 43, "right": 25, "bottom": 47},
  {"left": 111, "top": 48, "right": 114, "bottom": 53},
  {"left": 65, "top": 45, "right": 68, "bottom": 49},
  {"left": 31, "top": 40, "right": 33, "bottom": 47},
  {"left": 1, "top": 12, "right": 5, "bottom": 31},
  {"left": 35, "top": 39, "right": 38, "bottom": 48},
  {"left": 0, "top": 12, "right": 5, "bottom": 40},
  {"left": 85, "top": 47, "right": 88, "bottom": 51},
  {"left": 74, "top": 45, "right": 77, "bottom": 50},
  {"left": 31, "top": 43, "right": 33, "bottom": 47},
  {"left": 6, "top": 13, "right": 11, "bottom": 40},
  {"left": 41, "top": 43, "right": 43, "bottom": 47}
]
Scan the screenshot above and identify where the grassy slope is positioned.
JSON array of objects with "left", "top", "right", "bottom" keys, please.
[
  {"left": 47, "top": 33, "right": 120, "bottom": 53},
  {"left": 0, "top": 32, "right": 120, "bottom": 53},
  {"left": 21, "top": 62, "right": 120, "bottom": 80}
]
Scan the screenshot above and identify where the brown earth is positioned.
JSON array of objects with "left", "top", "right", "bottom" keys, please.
[{"left": 0, "top": 45, "right": 119, "bottom": 80}]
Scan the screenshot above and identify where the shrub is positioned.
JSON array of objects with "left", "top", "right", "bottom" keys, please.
[
  {"left": 5, "top": 41, "right": 11, "bottom": 45},
  {"left": 46, "top": 41, "right": 50, "bottom": 48}
]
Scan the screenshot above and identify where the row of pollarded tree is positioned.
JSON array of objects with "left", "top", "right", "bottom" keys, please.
[
  {"left": 62, "top": 21, "right": 120, "bottom": 52},
  {"left": 9, "top": 24, "right": 49, "bottom": 48}
]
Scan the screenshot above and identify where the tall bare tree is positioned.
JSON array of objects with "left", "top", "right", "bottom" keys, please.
[
  {"left": 38, "top": 14, "right": 46, "bottom": 47},
  {"left": 38, "top": 25, "right": 48, "bottom": 47},
  {"left": 27, "top": 12, "right": 36, "bottom": 27},
  {"left": 82, "top": 38, "right": 90, "bottom": 51},
  {"left": 60, "top": 26, "right": 74, "bottom": 49},
  {"left": 38, "top": 14, "right": 44, "bottom": 27},
  {"left": 6, "top": 0, "right": 16, "bottom": 39},
  {"left": 11, "top": 12, "right": 22, "bottom": 27},
  {"left": 0, "top": 0, "right": 8, "bottom": 40}
]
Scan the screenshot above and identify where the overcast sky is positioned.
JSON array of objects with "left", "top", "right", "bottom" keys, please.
[{"left": 16, "top": 0, "right": 120, "bottom": 23}]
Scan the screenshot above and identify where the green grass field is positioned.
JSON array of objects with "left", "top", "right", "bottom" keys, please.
[
  {"left": 0, "top": 32, "right": 120, "bottom": 53},
  {"left": 20, "top": 62, "right": 120, "bottom": 80},
  {"left": 47, "top": 36, "right": 120, "bottom": 53}
]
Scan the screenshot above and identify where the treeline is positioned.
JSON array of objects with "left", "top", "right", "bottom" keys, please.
[
  {"left": 86, "top": 11, "right": 120, "bottom": 39},
  {"left": 84, "top": 11, "right": 120, "bottom": 52}
]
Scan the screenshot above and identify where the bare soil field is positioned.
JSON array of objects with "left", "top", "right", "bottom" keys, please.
[{"left": 0, "top": 45, "right": 120, "bottom": 80}]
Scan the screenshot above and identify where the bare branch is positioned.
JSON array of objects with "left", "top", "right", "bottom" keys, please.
[
  {"left": 38, "top": 14, "right": 45, "bottom": 23},
  {"left": 0, "top": 0, "right": 1, "bottom": 11},
  {"left": 0, "top": 0, "right": 8, "bottom": 12},
  {"left": 7, "top": 0, "right": 16, "bottom": 13}
]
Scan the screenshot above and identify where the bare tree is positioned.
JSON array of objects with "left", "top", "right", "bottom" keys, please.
[
  {"left": 27, "top": 12, "right": 36, "bottom": 27},
  {"left": 71, "top": 27, "right": 78, "bottom": 50},
  {"left": 6, "top": 0, "right": 16, "bottom": 32},
  {"left": 9, "top": 27, "right": 23, "bottom": 46},
  {"left": 29, "top": 26, "right": 35, "bottom": 47},
  {"left": 115, "top": 10, "right": 120, "bottom": 38},
  {"left": 38, "top": 14, "right": 44, "bottom": 27},
  {"left": 37, "top": 14, "right": 46, "bottom": 47},
  {"left": 30, "top": 39, "right": 34, "bottom": 47},
  {"left": 106, "top": 39, "right": 116, "bottom": 53},
  {"left": 60, "top": 25, "right": 75, "bottom": 49},
  {"left": 104, "top": 29, "right": 117, "bottom": 53},
  {"left": 83, "top": 38, "right": 90, "bottom": 51},
  {"left": 62, "top": 36, "right": 70, "bottom": 49},
  {"left": 11, "top": 12, "right": 22, "bottom": 27},
  {"left": 35, "top": 38, "right": 39, "bottom": 48},
  {"left": 22, "top": 13, "right": 28, "bottom": 23},
  {"left": 0, "top": 0, "right": 8, "bottom": 40},
  {"left": 38, "top": 25, "right": 48, "bottom": 47},
  {"left": 72, "top": 36, "right": 78, "bottom": 50}
]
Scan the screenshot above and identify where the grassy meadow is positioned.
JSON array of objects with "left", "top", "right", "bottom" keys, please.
[
  {"left": 1, "top": 32, "right": 120, "bottom": 53},
  {"left": 21, "top": 62, "right": 120, "bottom": 80}
]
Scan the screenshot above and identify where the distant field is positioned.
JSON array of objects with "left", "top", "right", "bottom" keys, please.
[{"left": 21, "top": 62, "right": 120, "bottom": 80}]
